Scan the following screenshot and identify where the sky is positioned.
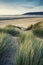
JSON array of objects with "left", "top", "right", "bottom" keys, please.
[{"left": 0, "top": 0, "right": 43, "bottom": 15}]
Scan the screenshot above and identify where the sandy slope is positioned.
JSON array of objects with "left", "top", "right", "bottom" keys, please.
[{"left": 0, "top": 18, "right": 43, "bottom": 28}]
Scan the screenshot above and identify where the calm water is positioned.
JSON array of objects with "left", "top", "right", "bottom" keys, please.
[{"left": 0, "top": 15, "right": 43, "bottom": 20}]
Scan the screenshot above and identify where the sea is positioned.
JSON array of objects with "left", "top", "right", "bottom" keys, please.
[{"left": 0, "top": 15, "right": 43, "bottom": 20}]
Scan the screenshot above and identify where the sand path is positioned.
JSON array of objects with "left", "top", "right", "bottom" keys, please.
[{"left": 0, "top": 36, "right": 18, "bottom": 65}]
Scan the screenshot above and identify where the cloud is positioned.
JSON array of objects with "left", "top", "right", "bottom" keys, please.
[
  {"left": 0, "top": 0, "right": 43, "bottom": 6},
  {"left": 0, "top": 2, "right": 43, "bottom": 15},
  {"left": 0, "top": 4, "right": 32, "bottom": 15}
]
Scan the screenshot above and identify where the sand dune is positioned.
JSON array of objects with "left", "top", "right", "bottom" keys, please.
[{"left": 0, "top": 18, "right": 43, "bottom": 28}]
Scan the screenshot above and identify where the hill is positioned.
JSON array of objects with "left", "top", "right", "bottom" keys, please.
[{"left": 23, "top": 12, "right": 43, "bottom": 15}]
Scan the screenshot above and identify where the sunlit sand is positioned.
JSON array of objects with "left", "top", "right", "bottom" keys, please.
[{"left": 0, "top": 18, "right": 43, "bottom": 28}]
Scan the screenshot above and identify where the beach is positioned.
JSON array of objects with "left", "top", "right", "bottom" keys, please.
[{"left": 0, "top": 17, "right": 43, "bottom": 28}]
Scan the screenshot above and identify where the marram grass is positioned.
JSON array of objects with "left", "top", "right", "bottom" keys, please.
[
  {"left": 32, "top": 21, "right": 43, "bottom": 38},
  {"left": 0, "top": 25, "right": 20, "bottom": 36},
  {"left": 15, "top": 32, "right": 43, "bottom": 65},
  {"left": 0, "top": 32, "right": 12, "bottom": 54}
]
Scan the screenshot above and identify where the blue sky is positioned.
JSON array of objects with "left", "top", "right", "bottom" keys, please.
[{"left": 0, "top": 0, "right": 43, "bottom": 15}]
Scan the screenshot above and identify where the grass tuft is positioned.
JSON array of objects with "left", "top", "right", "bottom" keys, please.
[
  {"left": 15, "top": 32, "right": 43, "bottom": 65},
  {"left": 0, "top": 25, "right": 20, "bottom": 36},
  {"left": 32, "top": 21, "right": 43, "bottom": 38},
  {"left": 0, "top": 32, "right": 12, "bottom": 55}
]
